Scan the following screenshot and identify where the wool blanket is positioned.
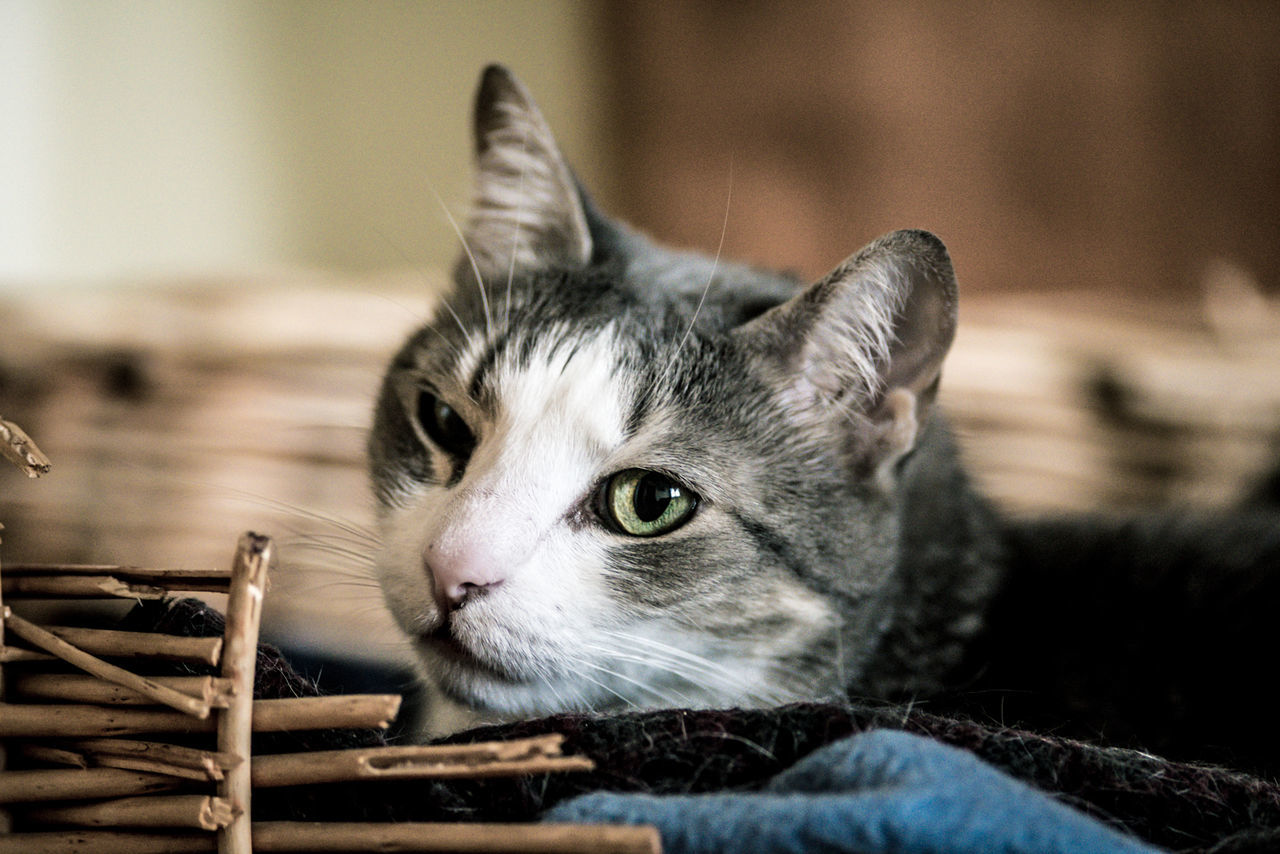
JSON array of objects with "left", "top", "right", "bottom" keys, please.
[{"left": 115, "top": 599, "right": 1280, "bottom": 853}]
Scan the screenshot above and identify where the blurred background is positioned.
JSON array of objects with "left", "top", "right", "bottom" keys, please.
[
  {"left": 3, "top": 2, "right": 1280, "bottom": 679},
  {"left": 3, "top": 2, "right": 1277, "bottom": 295}
]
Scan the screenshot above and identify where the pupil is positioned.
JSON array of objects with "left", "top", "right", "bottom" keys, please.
[
  {"left": 634, "top": 474, "right": 676, "bottom": 522},
  {"left": 435, "top": 400, "right": 461, "bottom": 437}
]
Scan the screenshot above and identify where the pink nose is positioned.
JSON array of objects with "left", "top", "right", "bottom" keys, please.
[{"left": 426, "top": 543, "right": 506, "bottom": 612}]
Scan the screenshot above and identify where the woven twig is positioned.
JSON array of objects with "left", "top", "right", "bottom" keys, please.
[
  {"left": 216, "top": 533, "right": 272, "bottom": 854},
  {"left": 2, "top": 609, "right": 213, "bottom": 718},
  {"left": 0, "top": 532, "right": 654, "bottom": 853},
  {"left": 0, "top": 416, "right": 50, "bottom": 478}
]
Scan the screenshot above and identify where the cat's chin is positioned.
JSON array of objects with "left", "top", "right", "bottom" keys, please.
[
  {"left": 411, "top": 631, "right": 604, "bottom": 717},
  {"left": 420, "top": 650, "right": 573, "bottom": 717},
  {"left": 415, "top": 630, "right": 524, "bottom": 685}
]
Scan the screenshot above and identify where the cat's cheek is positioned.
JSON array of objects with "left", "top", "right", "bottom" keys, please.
[
  {"left": 395, "top": 529, "right": 621, "bottom": 715},
  {"left": 371, "top": 500, "right": 447, "bottom": 634},
  {"left": 447, "top": 537, "right": 618, "bottom": 662}
]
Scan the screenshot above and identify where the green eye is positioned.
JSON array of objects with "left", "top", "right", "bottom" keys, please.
[{"left": 604, "top": 469, "right": 698, "bottom": 537}]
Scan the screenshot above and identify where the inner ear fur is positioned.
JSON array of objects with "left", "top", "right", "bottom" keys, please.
[
  {"left": 463, "top": 65, "right": 592, "bottom": 284},
  {"left": 736, "top": 229, "right": 958, "bottom": 476}
]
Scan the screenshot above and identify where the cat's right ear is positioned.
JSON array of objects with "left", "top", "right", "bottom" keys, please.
[
  {"left": 462, "top": 65, "right": 593, "bottom": 282},
  {"left": 735, "top": 229, "right": 958, "bottom": 485}
]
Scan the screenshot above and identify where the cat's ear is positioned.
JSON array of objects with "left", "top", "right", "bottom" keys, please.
[
  {"left": 735, "top": 229, "right": 958, "bottom": 484},
  {"left": 462, "top": 65, "right": 592, "bottom": 281}
]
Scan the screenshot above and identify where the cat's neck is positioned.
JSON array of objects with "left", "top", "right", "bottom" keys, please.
[{"left": 857, "top": 414, "right": 1006, "bottom": 698}]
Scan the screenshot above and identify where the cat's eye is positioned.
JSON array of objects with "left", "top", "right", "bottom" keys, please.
[
  {"left": 602, "top": 469, "right": 698, "bottom": 537},
  {"left": 416, "top": 390, "right": 475, "bottom": 457}
]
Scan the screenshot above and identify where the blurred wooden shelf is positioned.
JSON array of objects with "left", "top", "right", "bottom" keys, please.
[{"left": 3, "top": 271, "right": 1280, "bottom": 663}]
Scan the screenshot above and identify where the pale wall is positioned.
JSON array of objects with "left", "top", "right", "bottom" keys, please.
[{"left": 0, "top": 0, "right": 610, "bottom": 286}]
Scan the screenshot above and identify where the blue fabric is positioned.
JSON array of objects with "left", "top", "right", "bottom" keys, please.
[{"left": 544, "top": 729, "right": 1161, "bottom": 854}]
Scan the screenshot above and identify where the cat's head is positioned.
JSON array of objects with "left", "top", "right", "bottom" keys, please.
[{"left": 369, "top": 66, "right": 958, "bottom": 719}]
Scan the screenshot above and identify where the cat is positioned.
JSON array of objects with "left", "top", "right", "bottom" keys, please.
[{"left": 368, "top": 66, "right": 1280, "bottom": 773}]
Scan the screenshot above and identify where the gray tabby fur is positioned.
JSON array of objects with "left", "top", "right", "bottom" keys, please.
[{"left": 368, "top": 66, "right": 1004, "bottom": 727}]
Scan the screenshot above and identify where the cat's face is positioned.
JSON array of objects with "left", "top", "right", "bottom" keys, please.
[{"left": 368, "top": 66, "right": 958, "bottom": 719}]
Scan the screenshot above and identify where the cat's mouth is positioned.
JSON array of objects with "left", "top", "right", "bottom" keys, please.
[{"left": 416, "top": 622, "right": 525, "bottom": 684}]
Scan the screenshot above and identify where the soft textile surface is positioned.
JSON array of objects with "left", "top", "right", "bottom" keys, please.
[
  {"left": 120, "top": 599, "right": 1280, "bottom": 853},
  {"left": 546, "top": 729, "right": 1159, "bottom": 854}
]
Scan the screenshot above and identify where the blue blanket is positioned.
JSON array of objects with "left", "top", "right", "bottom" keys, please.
[{"left": 545, "top": 729, "right": 1160, "bottom": 853}]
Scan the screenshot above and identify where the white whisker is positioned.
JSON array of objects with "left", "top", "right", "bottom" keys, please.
[
  {"left": 604, "top": 630, "right": 741, "bottom": 680},
  {"left": 285, "top": 541, "right": 377, "bottom": 570},
  {"left": 596, "top": 667, "right": 684, "bottom": 708},
  {"left": 430, "top": 186, "right": 493, "bottom": 340},
  {"left": 577, "top": 650, "right": 694, "bottom": 707},
  {"left": 288, "top": 577, "right": 382, "bottom": 595},
  {"left": 563, "top": 660, "right": 636, "bottom": 709},
  {"left": 287, "top": 530, "right": 379, "bottom": 552},
  {"left": 431, "top": 296, "right": 479, "bottom": 354},
  {"left": 660, "top": 158, "right": 733, "bottom": 383},
  {"left": 586, "top": 642, "right": 727, "bottom": 690},
  {"left": 204, "top": 485, "right": 380, "bottom": 546}
]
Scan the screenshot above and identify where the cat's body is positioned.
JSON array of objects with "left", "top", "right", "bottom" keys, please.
[
  {"left": 970, "top": 510, "right": 1280, "bottom": 773},
  {"left": 369, "top": 66, "right": 1280, "bottom": 774}
]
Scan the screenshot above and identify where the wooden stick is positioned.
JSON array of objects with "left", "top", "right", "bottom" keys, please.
[
  {"left": 0, "top": 645, "right": 55, "bottom": 662},
  {"left": 0, "top": 768, "right": 179, "bottom": 803},
  {"left": 4, "top": 563, "right": 231, "bottom": 580},
  {"left": 2, "top": 576, "right": 169, "bottom": 599},
  {"left": 246, "top": 694, "right": 402, "bottom": 731},
  {"left": 79, "top": 756, "right": 220, "bottom": 783},
  {"left": 252, "top": 736, "right": 594, "bottom": 787},
  {"left": 23, "top": 795, "right": 236, "bottom": 830},
  {"left": 0, "top": 832, "right": 214, "bottom": 854},
  {"left": 251, "top": 822, "right": 663, "bottom": 853},
  {"left": 25, "top": 746, "right": 226, "bottom": 783},
  {"left": 3, "top": 570, "right": 232, "bottom": 598},
  {"left": 0, "top": 695, "right": 401, "bottom": 737},
  {"left": 0, "top": 415, "right": 52, "bottom": 477},
  {"left": 2, "top": 609, "right": 213, "bottom": 718},
  {"left": 1, "top": 622, "right": 221, "bottom": 665},
  {"left": 39, "top": 625, "right": 223, "bottom": 664},
  {"left": 217, "top": 532, "right": 272, "bottom": 854},
  {"left": 15, "top": 742, "right": 227, "bottom": 783},
  {"left": 73, "top": 739, "right": 239, "bottom": 770},
  {"left": 11, "top": 673, "right": 233, "bottom": 707},
  {"left": 72, "top": 739, "right": 240, "bottom": 775},
  {"left": 256, "top": 753, "right": 594, "bottom": 786},
  {"left": 0, "top": 703, "right": 202, "bottom": 737},
  {"left": 36, "top": 739, "right": 241, "bottom": 782},
  {"left": 2, "top": 576, "right": 168, "bottom": 599},
  {"left": 29, "top": 736, "right": 585, "bottom": 787},
  {"left": 0, "top": 823, "right": 663, "bottom": 854},
  {"left": 17, "top": 744, "right": 90, "bottom": 768}
]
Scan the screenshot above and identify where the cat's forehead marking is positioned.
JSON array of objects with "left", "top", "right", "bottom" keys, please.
[{"left": 486, "top": 323, "right": 630, "bottom": 456}]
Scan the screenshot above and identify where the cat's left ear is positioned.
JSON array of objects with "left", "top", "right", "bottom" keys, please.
[
  {"left": 735, "top": 229, "right": 958, "bottom": 485},
  {"left": 462, "top": 65, "right": 592, "bottom": 282}
]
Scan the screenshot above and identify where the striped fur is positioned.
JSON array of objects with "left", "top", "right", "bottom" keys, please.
[{"left": 368, "top": 67, "right": 999, "bottom": 731}]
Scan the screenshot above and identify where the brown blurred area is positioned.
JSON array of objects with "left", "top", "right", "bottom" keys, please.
[
  {"left": 602, "top": 2, "right": 1280, "bottom": 301},
  {"left": 3, "top": 2, "right": 1280, "bottom": 665}
]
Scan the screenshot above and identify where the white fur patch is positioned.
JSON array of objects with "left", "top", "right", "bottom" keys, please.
[{"left": 374, "top": 328, "right": 637, "bottom": 716}]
